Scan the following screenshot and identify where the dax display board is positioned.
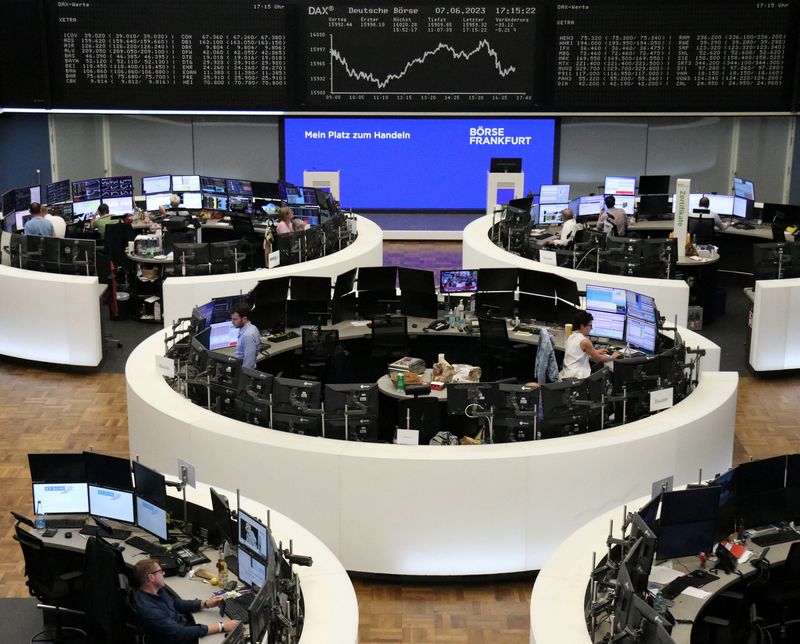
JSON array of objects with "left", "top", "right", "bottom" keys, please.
[{"left": 2, "top": 0, "right": 799, "bottom": 112}]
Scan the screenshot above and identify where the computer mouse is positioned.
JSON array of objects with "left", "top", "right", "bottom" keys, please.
[
  {"left": 65, "top": 531, "right": 72, "bottom": 539},
  {"left": 411, "top": 323, "right": 418, "bottom": 329},
  {"left": 224, "top": 580, "right": 237, "bottom": 592}
]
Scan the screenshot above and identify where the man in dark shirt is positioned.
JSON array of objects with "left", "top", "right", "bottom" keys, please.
[{"left": 133, "top": 559, "right": 239, "bottom": 643}]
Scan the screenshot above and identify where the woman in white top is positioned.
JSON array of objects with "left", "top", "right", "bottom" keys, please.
[{"left": 560, "top": 310, "right": 620, "bottom": 380}]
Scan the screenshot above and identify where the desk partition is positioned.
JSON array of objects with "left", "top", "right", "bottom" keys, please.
[
  {"left": 749, "top": 276, "right": 800, "bottom": 371},
  {"left": 463, "top": 215, "right": 691, "bottom": 328},
  {"left": 128, "top": 328, "right": 733, "bottom": 576}
]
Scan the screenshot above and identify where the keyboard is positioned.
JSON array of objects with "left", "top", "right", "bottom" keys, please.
[
  {"left": 224, "top": 594, "right": 253, "bottom": 623},
  {"left": 125, "top": 535, "right": 168, "bottom": 555},
  {"left": 733, "top": 222, "right": 756, "bottom": 230},
  {"left": 46, "top": 517, "right": 86, "bottom": 529},
  {"left": 79, "top": 525, "right": 131, "bottom": 540},
  {"left": 751, "top": 530, "right": 800, "bottom": 547},
  {"left": 268, "top": 331, "right": 299, "bottom": 343}
]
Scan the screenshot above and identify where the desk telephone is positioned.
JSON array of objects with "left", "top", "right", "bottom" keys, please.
[{"left": 426, "top": 319, "right": 450, "bottom": 332}]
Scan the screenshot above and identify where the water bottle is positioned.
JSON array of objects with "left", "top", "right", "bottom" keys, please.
[
  {"left": 456, "top": 300, "right": 465, "bottom": 327},
  {"left": 216, "top": 547, "right": 229, "bottom": 585},
  {"left": 396, "top": 372, "right": 405, "bottom": 394},
  {"left": 35, "top": 500, "right": 46, "bottom": 532}
]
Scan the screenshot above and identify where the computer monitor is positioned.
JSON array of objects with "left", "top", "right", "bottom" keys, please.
[
  {"left": 627, "top": 291, "right": 656, "bottom": 324},
  {"left": 223, "top": 178, "right": 252, "bottom": 196},
  {"left": 440, "top": 269, "right": 478, "bottom": 294},
  {"left": 71, "top": 178, "right": 101, "bottom": 202},
  {"left": 88, "top": 484, "right": 135, "bottom": 523},
  {"left": 272, "top": 377, "right": 322, "bottom": 414},
  {"left": 538, "top": 203, "right": 567, "bottom": 225},
  {"left": 208, "top": 321, "right": 239, "bottom": 351},
  {"left": 46, "top": 179, "right": 71, "bottom": 204},
  {"left": 333, "top": 268, "right": 357, "bottom": 299},
  {"left": 624, "top": 514, "right": 657, "bottom": 596},
  {"left": 588, "top": 310, "right": 626, "bottom": 342},
  {"left": 586, "top": 285, "right": 627, "bottom": 314},
  {"left": 133, "top": 461, "right": 167, "bottom": 507},
  {"left": 100, "top": 176, "right": 133, "bottom": 198},
  {"left": 606, "top": 236, "right": 643, "bottom": 263},
  {"left": 446, "top": 382, "right": 497, "bottom": 416},
  {"left": 626, "top": 317, "right": 657, "bottom": 355},
  {"left": 181, "top": 192, "right": 203, "bottom": 210},
  {"left": 248, "top": 576, "right": 275, "bottom": 643},
  {"left": 489, "top": 157, "right": 522, "bottom": 173},
  {"left": 604, "top": 176, "right": 636, "bottom": 196},
  {"left": 200, "top": 176, "right": 227, "bottom": 194},
  {"left": 734, "top": 455, "right": 788, "bottom": 530},
  {"left": 201, "top": 194, "right": 229, "bottom": 211},
  {"left": 32, "top": 480, "right": 88, "bottom": 516},
  {"left": 271, "top": 412, "right": 322, "bottom": 436},
  {"left": 608, "top": 195, "right": 635, "bottom": 216},
  {"left": 494, "top": 383, "right": 538, "bottom": 416},
  {"left": 637, "top": 175, "right": 670, "bottom": 195},
  {"left": 251, "top": 181, "right": 281, "bottom": 200},
  {"left": 239, "top": 508, "right": 270, "bottom": 560},
  {"left": 102, "top": 196, "right": 133, "bottom": 216},
  {"left": 142, "top": 175, "right": 171, "bottom": 195},
  {"left": 656, "top": 487, "right": 722, "bottom": 560},
  {"left": 84, "top": 451, "right": 132, "bottom": 490},
  {"left": 210, "top": 487, "right": 237, "bottom": 547},
  {"left": 170, "top": 175, "right": 200, "bottom": 192},
  {"left": 398, "top": 267, "right": 434, "bottom": 295},
  {"left": 29, "top": 453, "right": 86, "bottom": 482},
  {"left": 135, "top": 496, "right": 168, "bottom": 542},
  {"left": 145, "top": 193, "right": 173, "bottom": 212},
  {"left": 732, "top": 196, "right": 751, "bottom": 219},
  {"left": 540, "top": 380, "right": 590, "bottom": 438},
  {"left": 358, "top": 266, "right": 396, "bottom": 292},
  {"left": 72, "top": 199, "right": 102, "bottom": 221},
  {"left": 575, "top": 195, "right": 605, "bottom": 218},
  {"left": 734, "top": 177, "right": 755, "bottom": 201},
  {"left": 673, "top": 193, "right": 735, "bottom": 216},
  {"left": 539, "top": 184, "right": 570, "bottom": 204},
  {"left": 637, "top": 195, "right": 671, "bottom": 217},
  {"left": 237, "top": 546, "right": 267, "bottom": 589},
  {"left": 477, "top": 267, "right": 517, "bottom": 292},
  {"left": 324, "top": 383, "right": 379, "bottom": 417}
]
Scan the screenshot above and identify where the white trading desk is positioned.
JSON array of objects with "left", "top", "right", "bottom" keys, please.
[
  {"left": 463, "top": 215, "right": 692, "bottom": 328},
  {"left": 0, "top": 264, "right": 105, "bottom": 366},
  {"left": 127, "top": 326, "right": 732, "bottom": 577},
  {"left": 749, "top": 276, "right": 800, "bottom": 371},
  {"left": 40, "top": 479, "right": 358, "bottom": 644},
  {"left": 161, "top": 215, "right": 382, "bottom": 329}
]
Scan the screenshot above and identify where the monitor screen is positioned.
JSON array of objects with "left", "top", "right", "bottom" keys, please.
[
  {"left": 673, "top": 193, "right": 735, "bottom": 216},
  {"left": 181, "top": 192, "right": 203, "bottom": 209},
  {"left": 239, "top": 508, "right": 270, "bottom": 560},
  {"left": 539, "top": 184, "right": 570, "bottom": 204},
  {"left": 100, "top": 176, "right": 133, "bottom": 198},
  {"left": 70, "top": 198, "right": 101, "bottom": 220},
  {"left": 301, "top": 187, "right": 318, "bottom": 206},
  {"left": 637, "top": 175, "right": 670, "bottom": 195},
  {"left": 202, "top": 194, "right": 229, "bottom": 211},
  {"left": 72, "top": 178, "right": 101, "bottom": 202},
  {"left": 539, "top": 203, "right": 567, "bottom": 225},
  {"left": 732, "top": 196, "right": 749, "bottom": 219},
  {"left": 237, "top": 547, "right": 267, "bottom": 589},
  {"left": 88, "top": 484, "right": 135, "bottom": 523},
  {"left": 136, "top": 496, "right": 168, "bottom": 541},
  {"left": 102, "top": 196, "right": 133, "bottom": 216},
  {"left": 440, "top": 270, "right": 478, "bottom": 294},
  {"left": 145, "top": 193, "right": 173, "bottom": 211},
  {"left": 609, "top": 195, "right": 635, "bottom": 216},
  {"left": 226, "top": 179, "right": 253, "bottom": 196},
  {"left": 733, "top": 177, "right": 755, "bottom": 200},
  {"left": 477, "top": 267, "right": 517, "bottom": 292},
  {"left": 604, "top": 176, "right": 636, "bottom": 196},
  {"left": 228, "top": 195, "right": 254, "bottom": 214},
  {"left": 587, "top": 310, "right": 625, "bottom": 342},
  {"left": 627, "top": 291, "right": 656, "bottom": 323},
  {"left": 208, "top": 321, "right": 239, "bottom": 350},
  {"left": 133, "top": 461, "right": 167, "bottom": 507},
  {"left": 576, "top": 195, "right": 604, "bottom": 218},
  {"left": 143, "top": 175, "right": 172, "bottom": 195},
  {"left": 251, "top": 181, "right": 281, "bottom": 200},
  {"left": 200, "top": 176, "right": 227, "bottom": 194},
  {"left": 656, "top": 487, "right": 721, "bottom": 560},
  {"left": 586, "top": 285, "right": 627, "bottom": 314},
  {"left": 172, "top": 175, "right": 201, "bottom": 192},
  {"left": 46, "top": 179, "right": 71, "bottom": 204},
  {"left": 210, "top": 487, "right": 237, "bottom": 547},
  {"left": 84, "top": 451, "right": 132, "bottom": 490},
  {"left": 626, "top": 317, "right": 657, "bottom": 354},
  {"left": 28, "top": 453, "right": 86, "bottom": 482},
  {"left": 32, "top": 482, "right": 89, "bottom": 515}
]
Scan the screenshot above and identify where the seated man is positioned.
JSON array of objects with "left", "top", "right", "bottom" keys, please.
[
  {"left": 689, "top": 195, "right": 727, "bottom": 232},
  {"left": 91, "top": 203, "right": 115, "bottom": 237},
  {"left": 44, "top": 205, "right": 67, "bottom": 238},
  {"left": 23, "top": 203, "right": 54, "bottom": 237},
  {"left": 545, "top": 207, "right": 580, "bottom": 247},
  {"left": 133, "top": 559, "right": 239, "bottom": 643},
  {"left": 596, "top": 195, "right": 629, "bottom": 236}
]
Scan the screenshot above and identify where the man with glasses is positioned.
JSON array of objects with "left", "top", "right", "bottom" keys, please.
[{"left": 133, "top": 559, "right": 240, "bottom": 642}]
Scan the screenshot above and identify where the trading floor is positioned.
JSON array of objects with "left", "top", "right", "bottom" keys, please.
[{"left": 2, "top": 240, "right": 799, "bottom": 643}]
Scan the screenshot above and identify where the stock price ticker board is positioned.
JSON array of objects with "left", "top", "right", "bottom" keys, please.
[
  {"left": 45, "top": 0, "right": 289, "bottom": 110},
  {"left": 551, "top": 1, "right": 798, "bottom": 111},
  {"left": 301, "top": 3, "right": 543, "bottom": 110}
]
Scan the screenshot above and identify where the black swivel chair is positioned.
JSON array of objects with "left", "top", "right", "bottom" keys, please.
[
  {"left": 370, "top": 315, "right": 410, "bottom": 363},
  {"left": 14, "top": 521, "right": 85, "bottom": 642},
  {"left": 230, "top": 214, "right": 266, "bottom": 269},
  {"left": 772, "top": 213, "right": 787, "bottom": 243},
  {"left": 757, "top": 541, "right": 800, "bottom": 639},
  {"left": 103, "top": 222, "right": 136, "bottom": 276},
  {"left": 478, "top": 316, "right": 527, "bottom": 380},
  {"left": 688, "top": 214, "right": 716, "bottom": 245},
  {"left": 300, "top": 328, "right": 340, "bottom": 381},
  {"left": 397, "top": 395, "right": 442, "bottom": 445}
]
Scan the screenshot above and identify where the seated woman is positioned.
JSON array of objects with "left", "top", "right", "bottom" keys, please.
[{"left": 560, "top": 310, "right": 620, "bottom": 380}]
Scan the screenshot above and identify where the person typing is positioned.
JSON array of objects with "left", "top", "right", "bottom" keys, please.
[
  {"left": 560, "top": 311, "right": 620, "bottom": 380},
  {"left": 230, "top": 303, "right": 261, "bottom": 370},
  {"left": 545, "top": 207, "right": 580, "bottom": 247},
  {"left": 133, "top": 559, "right": 240, "bottom": 643}
]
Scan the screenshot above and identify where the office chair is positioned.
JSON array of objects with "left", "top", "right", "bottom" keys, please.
[
  {"left": 478, "top": 316, "right": 527, "bottom": 380},
  {"left": 688, "top": 215, "right": 716, "bottom": 245},
  {"left": 757, "top": 541, "right": 800, "bottom": 639},
  {"left": 14, "top": 523, "right": 85, "bottom": 643},
  {"left": 772, "top": 213, "right": 787, "bottom": 243},
  {"left": 370, "top": 315, "right": 410, "bottom": 364},
  {"left": 397, "top": 396, "right": 442, "bottom": 445},
  {"left": 304, "top": 225, "right": 324, "bottom": 260},
  {"left": 96, "top": 251, "right": 124, "bottom": 345},
  {"left": 695, "top": 590, "right": 759, "bottom": 644},
  {"left": 230, "top": 214, "right": 266, "bottom": 269},
  {"left": 300, "top": 328, "right": 340, "bottom": 381},
  {"left": 103, "top": 222, "right": 136, "bottom": 274}
]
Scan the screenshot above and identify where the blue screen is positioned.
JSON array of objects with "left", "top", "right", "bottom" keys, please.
[{"left": 284, "top": 118, "right": 556, "bottom": 210}]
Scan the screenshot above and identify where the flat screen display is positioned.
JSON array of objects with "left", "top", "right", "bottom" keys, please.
[
  {"left": 587, "top": 310, "right": 625, "bottom": 341},
  {"left": 145, "top": 194, "right": 172, "bottom": 211},
  {"left": 102, "top": 196, "right": 133, "bottom": 216},
  {"left": 440, "top": 270, "right": 478, "bottom": 294},
  {"left": 84, "top": 451, "right": 132, "bottom": 490},
  {"left": 181, "top": 192, "right": 203, "bottom": 209},
  {"left": 539, "top": 203, "right": 567, "bottom": 224},
  {"left": 202, "top": 194, "right": 229, "bottom": 212},
  {"left": 29, "top": 453, "right": 86, "bottom": 482},
  {"left": 604, "top": 176, "right": 636, "bottom": 196},
  {"left": 732, "top": 196, "right": 749, "bottom": 219},
  {"left": 733, "top": 177, "right": 755, "bottom": 200},
  {"left": 136, "top": 496, "right": 168, "bottom": 541},
  {"left": 586, "top": 285, "right": 627, "bottom": 314},
  {"left": 226, "top": 179, "right": 253, "bottom": 196},
  {"left": 33, "top": 482, "right": 89, "bottom": 515},
  {"left": 237, "top": 547, "right": 267, "bottom": 589},
  {"left": 284, "top": 117, "right": 556, "bottom": 210},
  {"left": 239, "top": 508, "right": 269, "bottom": 560},
  {"left": 133, "top": 461, "right": 167, "bottom": 507},
  {"left": 576, "top": 195, "right": 604, "bottom": 218},
  {"left": 209, "top": 321, "right": 239, "bottom": 350},
  {"left": 143, "top": 175, "right": 171, "bottom": 195},
  {"left": 673, "top": 193, "right": 735, "bottom": 216},
  {"left": 72, "top": 199, "right": 102, "bottom": 220},
  {"left": 46, "top": 179, "right": 71, "bottom": 204},
  {"left": 100, "top": 176, "right": 133, "bottom": 198},
  {"left": 610, "top": 195, "right": 635, "bottom": 216},
  {"left": 172, "top": 175, "right": 201, "bottom": 192},
  {"left": 88, "top": 485, "right": 135, "bottom": 523},
  {"left": 200, "top": 176, "right": 227, "bottom": 194},
  {"left": 72, "top": 178, "right": 101, "bottom": 202},
  {"left": 627, "top": 291, "right": 656, "bottom": 323},
  {"left": 539, "top": 184, "right": 570, "bottom": 204},
  {"left": 626, "top": 317, "right": 657, "bottom": 354}
]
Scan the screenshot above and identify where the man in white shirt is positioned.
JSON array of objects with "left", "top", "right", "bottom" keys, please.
[
  {"left": 44, "top": 206, "right": 67, "bottom": 238},
  {"left": 690, "top": 196, "right": 727, "bottom": 232},
  {"left": 545, "top": 208, "right": 580, "bottom": 247}
]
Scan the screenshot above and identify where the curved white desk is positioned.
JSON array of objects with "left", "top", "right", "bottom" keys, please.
[
  {"left": 128, "top": 327, "right": 734, "bottom": 576},
  {"left": 463, "top": 215, "right": 691, "bottom": 328},
  {"left": 749, "top": 276, "right": 800, "bottom": 372},
  {"left": 161, "top": 215, "right": 383, "bottom": 328},
  {"left": 0, "top": 263, "right": 104, "bottom": 366}
]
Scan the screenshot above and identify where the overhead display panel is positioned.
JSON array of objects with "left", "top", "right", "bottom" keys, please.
[
  {"left": 301, "top": 3, "right": 543, "bottom": 110},
  {"left": 552, "top": 1, "right": 798, "bottom": 111},
  {"left": 45, "top": 0, "right": 289, "bottom": 110}
]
